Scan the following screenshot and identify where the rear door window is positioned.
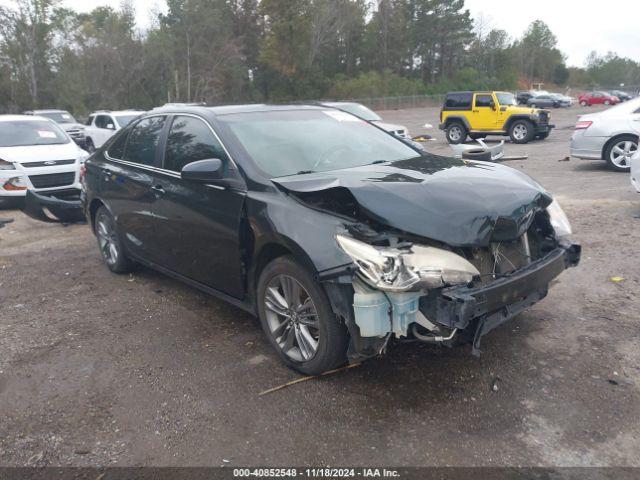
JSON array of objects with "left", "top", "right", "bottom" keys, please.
[
  {"left": 123, "top": 116, "right": 166, "bottom": 167},
  {"left": 163, "top": 115, "right": 228, "bottom": 172},
  {"left": 444, "top": 93, "right": 472, "bottom": 109}
]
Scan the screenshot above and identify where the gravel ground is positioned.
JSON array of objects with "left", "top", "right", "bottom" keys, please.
[{"left": 1, "top": 104, "right": 639, "bottom": 468}]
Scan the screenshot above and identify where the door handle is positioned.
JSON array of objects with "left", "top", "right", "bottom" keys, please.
[
  {"left": 151, "top": 185, "right": 166, "bottom": 194},
  {"left": 103, "top": 169, "right": 112, "bottom": 181},
  {"left": 472, "top": 110, "right": 479, "bottom": 113}
]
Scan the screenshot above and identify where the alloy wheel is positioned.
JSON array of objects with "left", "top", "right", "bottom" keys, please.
[
  {"left": 96, "top": 212, "right": 119, "bottom": 266},
  {"left": 263, "top": 274, "right": 320, "bottom": 362},
  {"left": 610, "top": 140, "right": 638, "bottom": 168},
  {"left": 513, "top": 124, "right": 528, "bottom": 141},
  {"left": 448, "top": 126, "right": 462, "bottom": 141}
]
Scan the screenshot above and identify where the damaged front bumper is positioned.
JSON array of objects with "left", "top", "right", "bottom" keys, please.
[
  {"left": 423, "top": 242, "right": 580, "bottom": 354},
  {"left": 323, "top": 241, "right": 580, "bottom": 362},
  {"left": 22, "top": 189, "right": 86, "bottom": 224}
]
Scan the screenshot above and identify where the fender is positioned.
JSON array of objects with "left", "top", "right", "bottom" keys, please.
[
  {"left": 442, "top": 115, "right": 471, "bottom": 131},
  {"left": 503, "top": 114, "right": 538, "bottom": 131}
]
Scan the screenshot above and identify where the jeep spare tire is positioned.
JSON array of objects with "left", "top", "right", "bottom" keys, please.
[
  {"left": 446, "top": 122, "right": 467, "bottom": 144},
  {"left": 509, "top": 120, "right": 534, "bottom": 144}
]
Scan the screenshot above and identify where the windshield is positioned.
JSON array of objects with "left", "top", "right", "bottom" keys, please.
[
  {"left": 326, "top": 103, "right": 382, "bottom": 122},
  {"left": 0, "top": 120, "right": 70, "bottom": 147},
  {"left": 219, "top": 109, "right": 419, "bottom": 177},
  {"left": 39, "top": 111, "right": 77, "bottom": 124},
  {"left": 496, "top": 92, "right": 516, "bottom": 106},
  {"left": 115, "top": 115, "right": 138, "bottom": 128}
]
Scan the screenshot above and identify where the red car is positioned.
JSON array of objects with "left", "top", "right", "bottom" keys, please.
[{"left": 578, "top": 91, "right": 620, "bottom": 107}]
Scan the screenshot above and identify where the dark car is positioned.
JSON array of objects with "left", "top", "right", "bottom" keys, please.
[
  {"left": 609, "top": 90, "right": 633, "bottom": 102},
  {"left": 527, "top": 94, "right": 570, "bottom": 108},
  {"left": 516, "top": 91, "right": 537, "bottom": 105},
  {"left": 26, "top": 104, "right": 580, "bottom": 374}
]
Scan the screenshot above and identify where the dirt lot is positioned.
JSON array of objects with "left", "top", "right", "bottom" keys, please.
[{"left": 1, "top": 105, "right": 639, "bottom": 468}]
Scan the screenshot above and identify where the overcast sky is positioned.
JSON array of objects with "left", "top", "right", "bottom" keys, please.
[{"left": 3, "top": 0, "right": 639, "bottom": 67}]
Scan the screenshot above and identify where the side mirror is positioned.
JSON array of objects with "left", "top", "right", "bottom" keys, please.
[
  {"left": 181, "top": 158, "right": 224, "bottom": 183},
  {"left": 106, "top": 123, "right": 115, "bottom": 130}
]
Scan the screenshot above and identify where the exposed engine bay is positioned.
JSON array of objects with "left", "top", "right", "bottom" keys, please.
[{"left": 275, "top": 159, "right": 581, "bottom": 361}]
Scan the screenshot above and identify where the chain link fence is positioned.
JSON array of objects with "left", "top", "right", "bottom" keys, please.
[{"left": 341, "top": 94, "right": 446, "bottom": 111}]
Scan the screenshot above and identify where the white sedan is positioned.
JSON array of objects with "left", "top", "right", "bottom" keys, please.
[
  {"left": 571, "top": 97, "right": 640, "bottom": 172},
  {"left": 0, "top": 115, "right": 88, "bottom": 208}
]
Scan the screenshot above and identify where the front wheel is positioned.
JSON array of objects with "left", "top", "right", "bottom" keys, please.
[
  {"left": 257, "top": 256, "right": 348, "bottom": 375},
  {"left": 445, "top": 122, "right": 467, "bottom": 144},
  {"left": 604, "top": 135, "right": 637, "bottom": 172},
  {"left": 604, "top": 100, "right": 611, "bottom": 105},
  {"left": 94, "top": 206, "right": 135, "bottom": 273},
  {"left": 509, "top": 120, "right": 535, "bottom": 144}
]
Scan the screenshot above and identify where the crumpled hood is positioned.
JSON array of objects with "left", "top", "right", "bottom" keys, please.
[{"left": 273, "top": 154, "right": 552, "bottom": 247}]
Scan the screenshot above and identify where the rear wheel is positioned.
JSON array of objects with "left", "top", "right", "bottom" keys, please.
[
  {"left": 604, "top": 135, "right": 637, "bottom": 172},
  {"left": 446, "top": 122, "right": 467, "bottom": 144},
  {"left": 94, "top": 206, "right": 135, "bottom": 273},
  {"left": 257, "top": 256, "right": 348, "bottom": 375},
  {"left": 509, "top": 120, "right": 535, "bottom": 144}
]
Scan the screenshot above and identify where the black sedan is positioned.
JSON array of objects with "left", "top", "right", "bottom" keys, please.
[
  {"left": 610, "top": 90, "right": 633, "bottom": 102},
  {"left": 25, "top": 104, "right": 581, "bottom": 374},
  {"left": 527, "top": 94, "right": 570, "bottom": 108}
]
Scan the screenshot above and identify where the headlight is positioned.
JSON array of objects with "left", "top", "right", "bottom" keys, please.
[
  {"left": 336, "top": 234, "right": 479, "bottom": 292},
  {"left": 547, "top": 199, "right": 572, "bottom": 238},
  {"left": 0, "top": 158, "right": 16, "bottom": 170}
]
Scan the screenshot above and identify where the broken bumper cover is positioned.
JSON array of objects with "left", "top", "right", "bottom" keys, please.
[
  {"left": 423, "top": 242, "right": 580, "bottom": 354},
  {"left": 22, "top": 189, "right": 86, "bottom": 224}
]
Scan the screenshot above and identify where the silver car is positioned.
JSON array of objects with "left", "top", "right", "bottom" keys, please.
[{"left": 571, "top": 97, "right": 640, "bottom": 171}]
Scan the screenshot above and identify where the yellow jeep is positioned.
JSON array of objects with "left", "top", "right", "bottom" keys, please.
[{"left": 439, "top": 91, "right": 554, "bottom": 144}]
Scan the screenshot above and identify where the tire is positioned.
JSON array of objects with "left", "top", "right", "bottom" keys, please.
[
  {"left": 604, "top": 135, "right": 638, "bottom": 172},
  {"left": 604, "top": 100, "right": 611, "bottom": 105},
  {"left": 445, "top": 121, "right": 467, "bottom": 144},
  {"left": 580, "top": 100, "right": 588, "bottom": 107},
  {"left": 85, "top": 138, "right": 95, "bottom": 153},
  {"left": 94, "top": 206, "right": 135, "bottom": 273},
  {"left": 536, "top": 132, "right": 550, "bottom": 140},
  {"left": 461, "top": 148, "right": 492, "bottom": 161},
  {"left": 509, "top": 120, "right": 535, "bottom": 144},
  {"left": 257, "top": 255, "right": 349, "bottom": 375}
]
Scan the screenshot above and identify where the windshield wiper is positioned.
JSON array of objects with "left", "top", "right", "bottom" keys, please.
[
  {"left": 370, "top": 160, "right": 389, "bottom": 165},
  {"left": 296, "top": 170, "right": 315, "bottom": 175}
]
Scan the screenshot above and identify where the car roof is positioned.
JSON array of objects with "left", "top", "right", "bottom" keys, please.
[
  {"left": 150, "top": 103, "right": 329, "bottom": 116},
  {"left": 29, "top": 109, "right": 68, "bottom": 113},
  {"left": 0, "top": 114, "right": 52, "bottom": 122},
  {"left": 90, "top": 110, "right": 144, "bottom": 115}
]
